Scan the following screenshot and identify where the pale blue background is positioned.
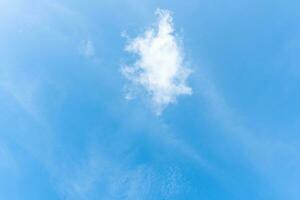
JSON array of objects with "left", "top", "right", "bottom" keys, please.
[{"left": 1, "top": 0, "right": 300, "bottom": 199}]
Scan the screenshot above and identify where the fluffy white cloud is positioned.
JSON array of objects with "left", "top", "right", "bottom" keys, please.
[{"left": 122, "top": 8, "right": 192, "bottom": 114}]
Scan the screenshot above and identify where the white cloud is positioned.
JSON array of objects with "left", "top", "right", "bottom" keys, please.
[
  {"left": 80, "top": 40, "right": 95, "bottom": 58},
  {"left": 121, "top": 8, "right": 192, "bottom": 115}
]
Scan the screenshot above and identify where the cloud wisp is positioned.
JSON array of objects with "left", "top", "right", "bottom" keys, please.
[
  {"left": 80, "top": 40, "right": 95, "bottom": 58},
  {"left": 121, "top": 9, "right": 192, "bottom": 115}
]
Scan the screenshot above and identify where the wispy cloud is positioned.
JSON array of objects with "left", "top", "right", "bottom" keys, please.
[
  {"left": 0, "top": 142, "right": 18, "bottom": 171},
  {"left": 194, "top": 69, "right": 300, "bottom": 198},
  {"left": 0, "top": 68, "right": 41, "bottom": 119},
  {"left": 57, "top": 147, "right": 186, "bottom": 200},
  {"left": 121, "top": 8, "right": 192, "bottom": 115},
  {"left": 80, "top": 40, "right": 95, "bottom": 58}
]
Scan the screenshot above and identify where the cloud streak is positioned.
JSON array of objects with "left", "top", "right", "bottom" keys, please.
[{"left": 122, "top": 8, "right": 192, "bottom": 115}]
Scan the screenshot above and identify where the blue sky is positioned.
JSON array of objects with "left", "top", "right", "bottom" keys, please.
[{"left": 1, "top": 0, "right": 300, "bottom": 199}]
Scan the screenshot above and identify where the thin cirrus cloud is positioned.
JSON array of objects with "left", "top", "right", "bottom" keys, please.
[{"left": 121, "top": 8, "right": 192, "bottom": 115}]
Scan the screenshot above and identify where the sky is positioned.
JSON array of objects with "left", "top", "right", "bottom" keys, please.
[{"left": 1, "top": 0, "right": 300, "bottom": 199}]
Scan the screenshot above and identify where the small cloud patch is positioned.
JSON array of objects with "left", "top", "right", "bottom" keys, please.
[{"left": 80, "top": 40, "right": 95, "bottom": 58}]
